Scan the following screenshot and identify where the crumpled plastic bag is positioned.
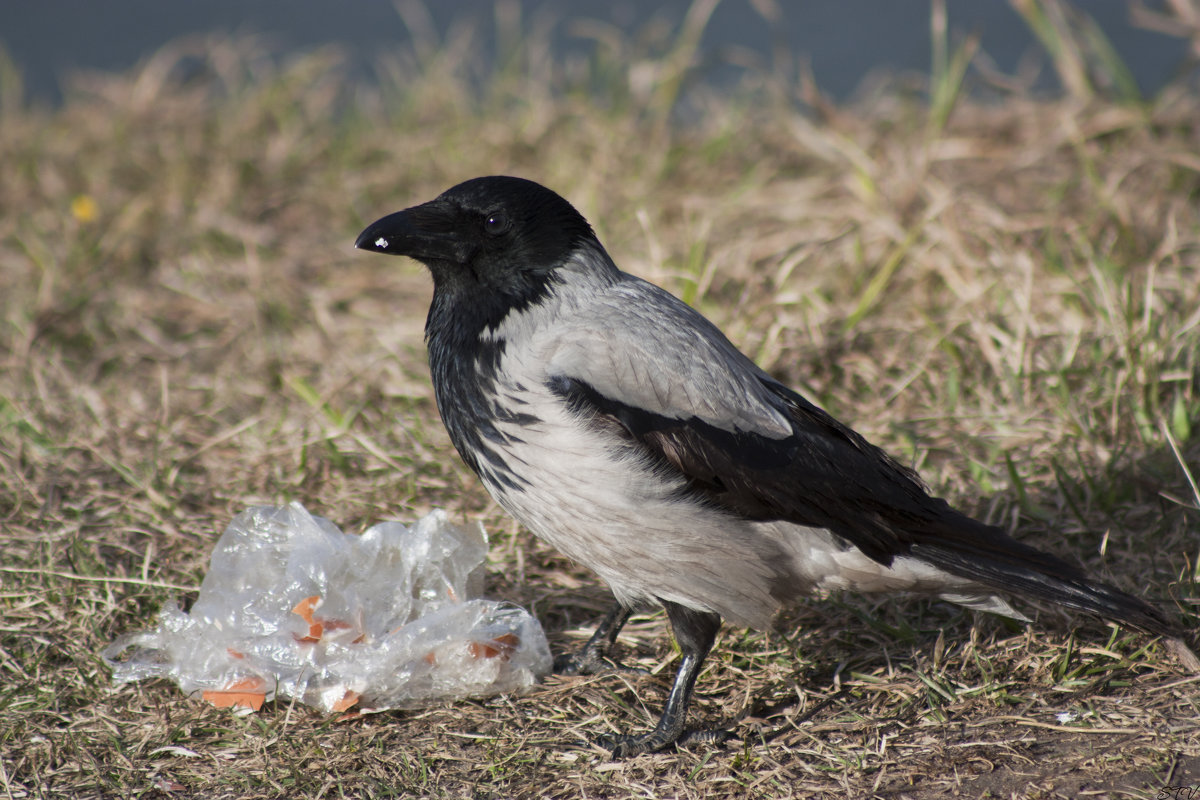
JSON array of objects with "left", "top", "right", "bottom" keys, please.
[{"left": 103, "top": 502, "right": 551, "bottom": 713}]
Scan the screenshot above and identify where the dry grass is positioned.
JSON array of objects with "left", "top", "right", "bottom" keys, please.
[{"left": 2, "top": 8, "right": 1200, "bottom": 799}]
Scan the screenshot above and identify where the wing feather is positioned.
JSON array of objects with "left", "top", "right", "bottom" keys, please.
[{"left": 540, "top": 276, "right": 1175, "bottom": 634}]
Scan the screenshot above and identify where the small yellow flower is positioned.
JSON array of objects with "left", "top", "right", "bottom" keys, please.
[{"left": 71, "top": 194, "right": 98, "bottom": 223}]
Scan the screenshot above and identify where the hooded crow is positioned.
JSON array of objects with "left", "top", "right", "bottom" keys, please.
[{"left": 355, "top": 175, "right": 1180, "bottom": 757}]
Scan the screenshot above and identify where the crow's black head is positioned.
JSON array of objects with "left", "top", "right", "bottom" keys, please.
[
  {"left": 355, "top": 176, "right": 599, "bottom": 303},
  {"left": 357, "top": 177, "right": 609, "bottom": 472}
]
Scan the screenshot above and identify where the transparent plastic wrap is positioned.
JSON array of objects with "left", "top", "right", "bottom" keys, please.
[{"left": 104, "top": 503, "right": 551, "bottom": 713}]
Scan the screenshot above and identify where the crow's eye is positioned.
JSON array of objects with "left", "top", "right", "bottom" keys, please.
[{"left": 484, "top": 211, "right": 510, "bottom": 236}]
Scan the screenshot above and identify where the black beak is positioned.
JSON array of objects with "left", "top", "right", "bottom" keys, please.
[
  {"left": 354, "top": 209, "right": 422, "bottom": 256},
  {"left": 354, "top": 202, "right": 465, "bottom": 262}
]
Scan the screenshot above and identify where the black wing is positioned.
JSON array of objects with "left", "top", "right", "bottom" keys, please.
[{"left": 549, "top": 373, "right": 1176, "bottom": 635}]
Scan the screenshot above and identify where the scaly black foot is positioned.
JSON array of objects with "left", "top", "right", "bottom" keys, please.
[
  {"left": 677, "top": 727, "right": 734, "bottom": 747},
  {"left": 601, "top": 602, "right": 723, "bottom": 757},
  {"left": 604, "top": 729, "right": 679, "bottom": 758},
  {"left": 554, "top": 603, "right": 635, "bottom": 675},
  {"left": 603, "top": 726, "right": 733, "bottom": 757}
]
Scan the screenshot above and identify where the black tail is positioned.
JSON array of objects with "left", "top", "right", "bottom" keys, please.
[{"left": 910, "top": 513, "right": 1181, "bottom": 637}]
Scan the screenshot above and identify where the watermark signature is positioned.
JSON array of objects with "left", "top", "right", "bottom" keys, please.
[{"left": 1158, "top": 786, "right": 1200, "bottom": 800}]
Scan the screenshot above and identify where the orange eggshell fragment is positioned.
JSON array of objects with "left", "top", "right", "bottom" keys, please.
[
  {"left": 331, "top": 690, "right": 361, "bottom": 712},
  {"left": 468, "top": 632, "right": 520, "bottom": 660},
  {"left": 291, "top": 595, "right": 324, "bottom": 642},
  {"left": 291, "top": 595, "right": 321, "bottom": 623},
  {"left": 293, "top": 622, "right": 324, "bottom": 643},
  {"left": 202, "top": 676, "right": 267, "bottom": 711}
]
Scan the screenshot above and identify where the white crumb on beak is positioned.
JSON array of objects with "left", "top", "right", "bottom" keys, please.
[{"left": 375, "top": 237, "right": 388, "bottom": 248}]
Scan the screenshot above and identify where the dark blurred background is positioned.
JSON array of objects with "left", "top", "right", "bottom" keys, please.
[{"left": 0, "top": 0, "right": 1193, "bottom": 104}]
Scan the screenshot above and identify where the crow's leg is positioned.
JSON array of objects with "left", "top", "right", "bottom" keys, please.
[
  {"left": 606, "top": 601, "right": 722, "bottom": 758},
  {"left": 554, "top": 602, "right": 634, "bottom": 675}
]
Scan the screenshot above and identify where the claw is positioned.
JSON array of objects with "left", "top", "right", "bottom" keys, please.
[
  {"left": 677, "top": 727, "right": 734, "bottom": 747},
  {"left": 553, "top": 603, "right": 633, "bottom": 675},
  {"left": 605, "top": 732, "right": 665, "bottom": 758},
  {"left": 553, "top": 650, "right": 648, "bottom": 677},
  {"left": 556, "top": 601, "right": 726, "bottom": 758},
  {"left": 601, "top": 726, "right": 731, "bottom": 757}
]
